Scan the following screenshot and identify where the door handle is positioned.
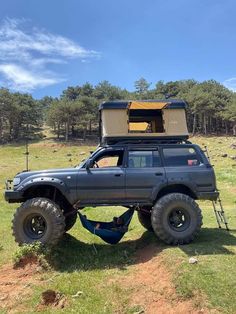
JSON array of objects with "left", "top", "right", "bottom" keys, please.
[
  {"left": 155, "top": 172, "right": 163, "bottom": 176},
  {"left": 114, "top": 173, "right": 122, "bottom": 177}
]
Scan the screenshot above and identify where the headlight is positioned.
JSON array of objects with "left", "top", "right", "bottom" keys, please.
[{"left": 13, "top": 177, "right": 21, "bottom": 186}]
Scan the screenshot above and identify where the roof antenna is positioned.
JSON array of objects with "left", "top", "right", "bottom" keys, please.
[{"left": 24, "top": 125, "right": 29, "bottom": 171}]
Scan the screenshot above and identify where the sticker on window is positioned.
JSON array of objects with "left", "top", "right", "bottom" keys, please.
[{"left": 188, "top": 159, "right": 198, "bottom": 166}]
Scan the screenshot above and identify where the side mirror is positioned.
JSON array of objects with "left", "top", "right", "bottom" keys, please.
[{"left": 85, "top": 159, "right": 93, "bottom": 169}]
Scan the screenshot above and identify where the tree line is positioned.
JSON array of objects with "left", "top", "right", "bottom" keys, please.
[{"left": 0, "top": 78, "right": 235, "bottom": 143}]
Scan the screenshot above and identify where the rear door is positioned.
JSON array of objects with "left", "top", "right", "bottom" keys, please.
[{"left": 125, "top": 147, "right": 166, "bottom": 202}]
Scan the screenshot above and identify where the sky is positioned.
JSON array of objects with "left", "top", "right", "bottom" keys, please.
[{"left": 0, "top": 0, "right": 236, "bottom": 98}]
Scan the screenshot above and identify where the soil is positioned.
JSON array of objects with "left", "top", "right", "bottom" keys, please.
[
  {"left": 0, "top": 245, "right": 218, "bottom": 313},
  {"left": 0, "top": 256, "right": 66, "bottom": 313},
  {"left": 115, "top": 244, "right": 218, "bottom": 314},
  {"left": 0, "top": 256, "right": 41, "bottom": 313}
]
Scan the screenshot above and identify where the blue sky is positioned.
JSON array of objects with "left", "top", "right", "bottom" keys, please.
[{"left": 0, "top": 0, "right": 236, "bottom": 98}]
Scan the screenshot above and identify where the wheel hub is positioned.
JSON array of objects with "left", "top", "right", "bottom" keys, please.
[
  {"left": 23, "top": 214, "right": 47, "bottom": 239},
  {"left": 168, "top": 208, "right": 190, "bottom": 232}
]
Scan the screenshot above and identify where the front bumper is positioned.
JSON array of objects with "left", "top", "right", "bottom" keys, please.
[
  {"left": 5, "top": 190, "right": 24, "bottom": 202},
  {"left": 197, "top": 191, "right": 219, "bottom": 201},
  {"left": 4, "top": 179, "right": 24, "bottom": 203}
]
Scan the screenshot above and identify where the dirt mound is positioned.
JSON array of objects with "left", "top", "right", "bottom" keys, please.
[
  {"left": 37, "top": 289, "right": 66, "bottom": 310},
  {"left": 13, "top": 254, "right": 38, "bottom": 269},
  {"left": 0, "top": 256, "right": 41, "bottom": 312},
  {"left": 117, "top": 244, "right": 217, "bottom": 314}
]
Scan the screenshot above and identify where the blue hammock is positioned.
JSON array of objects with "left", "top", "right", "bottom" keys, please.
[{"left": 78, "top": 209, "right": 134, "bottom": 245}]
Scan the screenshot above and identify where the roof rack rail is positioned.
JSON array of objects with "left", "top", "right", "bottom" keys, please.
[{"left": 101, "top": 136, "right": 191, "bottom": 146}]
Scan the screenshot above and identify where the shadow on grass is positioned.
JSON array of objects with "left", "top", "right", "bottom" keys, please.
[
  {"left": 47, "top": 227, "right": 236, "bottom": 273},
  {"left": 48, "top": 231, "right": 166, "bottom": 272},
  {"left": 180, "top": 227, "right": 236, "bottom": 256}
]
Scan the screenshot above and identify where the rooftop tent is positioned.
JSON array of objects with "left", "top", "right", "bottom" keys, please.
[{"left": 99, "top": 100, "right": 189, "bottom": 142}]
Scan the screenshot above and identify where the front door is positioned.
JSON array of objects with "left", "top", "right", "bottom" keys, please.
[
  {"left": 77, "top": 148, "right": 125, "bottom": 204},
  {"left": 125, "top": 148, "right": 166, "bottom": 203}
]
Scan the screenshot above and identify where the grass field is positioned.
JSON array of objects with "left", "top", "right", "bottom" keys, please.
[{"left": 0, "top": 136, "right": 236, "bottom": 313}]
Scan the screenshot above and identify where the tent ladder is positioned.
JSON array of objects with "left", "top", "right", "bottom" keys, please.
[{"left": 212, "top": 195, "right": 229, "bottom": 231}]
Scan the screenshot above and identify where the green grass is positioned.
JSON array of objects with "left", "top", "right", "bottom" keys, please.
[{"left": 0, "top": 136, "right": 236, "bottom": 313}]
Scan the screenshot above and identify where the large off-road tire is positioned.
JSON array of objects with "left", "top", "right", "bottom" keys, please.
[
  {"left": 137, "top": 210, "right": 153, "bottom": 231},
  {"left": 12, "top": 198, "right": 65, "bottom": 245},
  {"left": 64, "top": 212, "right": 77, "bottom": 232},
  {"left": 151, "top": 193, "right": 202, "bottom": 245}
]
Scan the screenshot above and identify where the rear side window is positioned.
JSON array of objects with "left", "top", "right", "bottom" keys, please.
[
  {"left": 163, "top": 147, "right": 200, "bottom": 167},
  {"left": 128, "top": 150, "right": 161, "bottom": 168}
]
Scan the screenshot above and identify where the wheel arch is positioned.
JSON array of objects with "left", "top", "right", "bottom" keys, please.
[
  {"left": 22, "top": 182, "right": 73, "bottom": 212},
  {"left": 155, "top": 184, "right": 197, "bottom": 202}
]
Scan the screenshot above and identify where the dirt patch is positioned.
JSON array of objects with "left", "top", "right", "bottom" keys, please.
[
  {"left": 31, "top": 142, "right": 67, "bottom": 148},
  {"left": 37, "top": 289, "right": 67, "bottom": 310},
  {"left": 116, "top": 244, "right": 217, "bottom": 314},
  {"left": 229, "top": 187, "right": 236, "bottom": 194},
  {"left": 0, "top": 256, "right": 41, "bottom": 313}
]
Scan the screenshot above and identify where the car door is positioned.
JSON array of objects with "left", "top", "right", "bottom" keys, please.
[
  {"left": 77, "top": 148, "right": 125, "bottom": 204},
  {"left": 125, "top": 147, "right": 166, "bottom": 203}
]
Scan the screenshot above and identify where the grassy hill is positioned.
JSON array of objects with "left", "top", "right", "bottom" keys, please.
[{"left": 0, "top": 136, "right": 235, "bottom": 313}]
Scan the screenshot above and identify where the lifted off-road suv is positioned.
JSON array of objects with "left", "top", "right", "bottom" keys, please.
[{"left": 5, "top": 140, "right": 218, "bottom": 246}]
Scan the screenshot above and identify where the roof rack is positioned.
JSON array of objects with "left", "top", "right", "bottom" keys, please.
[{"left": 101, "top": 136, "right": 191, "bottom": 146}]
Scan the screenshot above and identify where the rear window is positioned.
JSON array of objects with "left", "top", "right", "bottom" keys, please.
[
  {"left": 163, "top": 147, "right": 200, "bottom": 167},
  {"left": 128, "top": 150, "right": 161, "bottom": 168}
]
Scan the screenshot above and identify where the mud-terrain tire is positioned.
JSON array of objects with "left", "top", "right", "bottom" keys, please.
[
  {"left": 12, "top": 197, "right": 65, "bottom": 245},
  {"left": 151, "top": 193, "right": 202, "bottom": 245},
  {"left": 64, "top": 212, "right": 77, "bottom": 232},
  {"left": 137, "top": 210, "right": 153, "bottom": 231}
]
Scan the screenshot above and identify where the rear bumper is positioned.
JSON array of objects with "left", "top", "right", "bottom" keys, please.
[{"left": 196, "top": 191, "right": 219, "bottom": 201}]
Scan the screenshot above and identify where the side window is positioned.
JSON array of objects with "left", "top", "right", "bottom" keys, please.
[
  {"left": 128, "top": 150, "right": 161, "bottom": 168},
  {"left": 163, "top": 147, "right": 200, "bottom": 167},
  {"left": 93, "top": 150, "right": 124, "bottom": 168}
]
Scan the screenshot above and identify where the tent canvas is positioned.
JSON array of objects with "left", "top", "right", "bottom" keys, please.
[{"left": 99, "top": 99, "right": 189, "bottom": 141}]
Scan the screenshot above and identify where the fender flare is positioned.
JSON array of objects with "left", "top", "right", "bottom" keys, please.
[{"left": 18, "top": 177, "right": 70, "bottom": 199}]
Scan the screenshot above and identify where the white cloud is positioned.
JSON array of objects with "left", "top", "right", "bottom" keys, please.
[
  {"left": 0, "top": 64, "right": 65, "bottom": 91},
  {"left": 223, "top": 78, "right": 236, "bottom": 92},
  {"left": 0, "top": 18, "right": 100, "bottom": 92}
]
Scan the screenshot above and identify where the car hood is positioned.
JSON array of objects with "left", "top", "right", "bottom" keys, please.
[{"left": 15, "top": 167, "right": 78, "bottom": 181}]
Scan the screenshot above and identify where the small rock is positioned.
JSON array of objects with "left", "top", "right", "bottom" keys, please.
[
  {"left": 79, "top": 152, "right": 86, "bottom": 155},
  {"left": 221, "top": 153, "right": 227, "bottom": 158},
  {"left": 72, "top": 291, "right": 83, "bottom": 298},
  {"left": 53, "top": 149, "right": 57, "bottom": 153},
  {"left": 67, "top": 153, "right": 72, "bottom": 157},
  {"left": 189, "top": 257, "right": 198, "bottom": 264},
  {"left": 230, "top": 144, "right": 236, "bottom": 149},
  {"left": 0, "top": 295, "right": 8, "bottom": 301},
  {"left": 230, "top": 156, "right": 236, "bottom": 160}
]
